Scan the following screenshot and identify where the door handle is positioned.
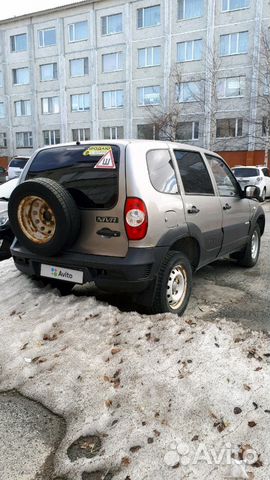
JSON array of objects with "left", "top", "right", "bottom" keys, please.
[
  {"left": 223, "top": 203, "right": 232, "bottom": 210},
  {"left": 97, "top": 228, "right": 120, "bottom": 238},
  {"left": 187, "top": 206, "right": 200, "bottom": 214}
]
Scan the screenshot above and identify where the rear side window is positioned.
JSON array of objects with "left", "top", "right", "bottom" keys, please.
[
  {"left": 147, "top": 149, "right": 178, "bottom": 194},
  {"left": 174, "top": 150, "right": 214, "bottom": 195},
  {"left": 9, "top": 159, "right": 28, "bottom": 168},
  {"left": 26, "top": 144, "right": 120, "bottom": 209},
  {"left": 233, "top": 168, "right": 259, "bottom": 177}
]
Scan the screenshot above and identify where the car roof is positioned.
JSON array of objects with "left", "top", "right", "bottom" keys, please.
[{"left": 34, "top": 139, "right": 223, "bottom": 159}]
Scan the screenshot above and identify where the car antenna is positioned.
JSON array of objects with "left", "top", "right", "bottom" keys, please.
[{"left": 76, "top": 141, "right": 80, "bottom": 145}]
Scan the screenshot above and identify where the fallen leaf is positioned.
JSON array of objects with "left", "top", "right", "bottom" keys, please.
[
  {"left": 234, "top": 407, "right": 242, "bottom": 415},
  {"left": 130, "top": 445, "right": 142, "bottom": 453},
  {"left": 121, "top": 456, "right": 131, "bottom": 466},
  {"left": 191, "top": 435, "right": 199, "bottom": 441},
  {"left": 243, "top": 384, "right": 251, "bottom": 391},
  {"left": 111, "top": 348, "right": 121, "bottom": 355},
  {"left": 248, "top": 421, "right": 257, "bottom": 427},
  {"left": 147, "top": 437, "right": 154, "bottom": 444}
]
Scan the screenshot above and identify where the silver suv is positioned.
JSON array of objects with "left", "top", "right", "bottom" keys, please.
[{"left": 8, "top": 141, "right": 265, "bottom": 315}]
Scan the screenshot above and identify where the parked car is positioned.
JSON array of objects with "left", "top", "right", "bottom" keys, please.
[
  {"left": 0, "top": 178, "right": 19, "bottom": 260},
  {"left": 231, "top": 165, "right": 270, "bottom": 202},
  {"left": 8, "top": 141, "right": 265, "bottom": 315},
  {"left": 8, "top": 156, "right": 29, "bottom": 180},
  {"left": 0, "top": 165, "right": 7, "bottom": 184}
]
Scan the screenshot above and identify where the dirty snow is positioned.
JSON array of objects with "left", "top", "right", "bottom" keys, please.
[{"left": 0, "top": 258, "right": 269, "bottom": 480}]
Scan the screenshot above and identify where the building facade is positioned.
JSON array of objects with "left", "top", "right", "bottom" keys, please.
[{"left": 0, "top": 0, "right": 268, "bottom": 166}]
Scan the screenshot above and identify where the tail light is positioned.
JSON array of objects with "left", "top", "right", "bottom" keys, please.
[{"left": 124, "top": 197, "right": 148, "bottom": 240}]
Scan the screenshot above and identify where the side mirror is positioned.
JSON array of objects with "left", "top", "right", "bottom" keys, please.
[{"left": 245, "top": 185, "right": 260, "bottom": 200}]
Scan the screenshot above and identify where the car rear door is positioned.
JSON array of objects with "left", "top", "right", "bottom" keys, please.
[
  {"left": 172, "top": 149, "right": 223, "bottom": 265},
  {"left": 26, "top": 143, "right": 129, "bottom": 257},
  {"left": 205, "top": 155, "right": 251, "bottom": 255}
]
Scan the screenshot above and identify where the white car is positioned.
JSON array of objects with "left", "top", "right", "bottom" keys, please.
[
  {"left": 8, "top": 156, "right": 29, "bottom": 180},
  {"left": 232, "top": 166, "right": 270, "bottom": 202},
  {"left": 0, "top": 178, "right": 19, "bottom": 260}
]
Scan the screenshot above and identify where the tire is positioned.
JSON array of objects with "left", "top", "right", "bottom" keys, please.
[
  {"left": 8, "top": 178, "right": 80, "bottom": 256},
  {"left": 149, "top": 251, "right": 192, "bottom": 315},
  {"left": 0, "top": 238, "right": 12, "bottom": 260},
  {"left": 259, "top": 188, "right": 266, "bottom": 202},
  {"left": 237, "top": 224, "right": 261, "bottom": 268}
]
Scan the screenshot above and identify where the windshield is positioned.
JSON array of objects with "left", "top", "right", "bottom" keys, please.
[
  {"left": 232, "top": 168, "right": 259, "bottom": 177},
  {"left": 9, "top": 159, "right": 29, "bottom": 168}
]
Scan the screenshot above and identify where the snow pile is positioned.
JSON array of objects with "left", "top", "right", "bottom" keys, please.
[{"left": 0, "top": 258, "right": 269, "bottom": 480}]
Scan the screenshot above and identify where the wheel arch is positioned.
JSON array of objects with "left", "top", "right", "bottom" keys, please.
[
  {"left": 256, "top": 214, "right": 265, "bottom": 236},
  {"left": 169, "top": 236, "right": 201, "bottom": 271}
]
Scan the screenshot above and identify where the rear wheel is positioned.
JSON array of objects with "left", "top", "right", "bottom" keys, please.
[
  {"left": 237, "top": 225, "right": 261, "bottom": 267},
  {"left": 149, "top": 251, "right": 192, "bottom": 315}
]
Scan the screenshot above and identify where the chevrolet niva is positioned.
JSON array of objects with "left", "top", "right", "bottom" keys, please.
[{"left": 8, "top": 140, "right": 265, "bottom": 315}]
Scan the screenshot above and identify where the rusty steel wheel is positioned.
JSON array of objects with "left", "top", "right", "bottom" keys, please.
[
  {"left": 8, "top": 178, "right": 80, "bottom": 256},
  {"left": 18, "top": 195, "right": 56, "bottom": 244}
]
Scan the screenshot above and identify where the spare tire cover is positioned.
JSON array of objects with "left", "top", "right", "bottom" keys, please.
[{"left": 8, "top": 177, "right": 80, "bottom": 256}]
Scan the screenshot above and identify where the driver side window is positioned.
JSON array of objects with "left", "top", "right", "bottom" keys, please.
[{"left": 206, "top": 155, "right": 239, "bottom": 197}]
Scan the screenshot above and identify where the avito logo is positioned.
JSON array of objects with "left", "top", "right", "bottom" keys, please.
[{"left": 50, "top": 267, "right": 73, "bottom": 279}]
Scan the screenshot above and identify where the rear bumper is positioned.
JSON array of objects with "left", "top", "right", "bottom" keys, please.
[{"left": 11, "top": 241, "right": 167, "bottom": 293}]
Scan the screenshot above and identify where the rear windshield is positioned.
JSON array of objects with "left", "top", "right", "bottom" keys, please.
[
  {"left": 232, "top": 168, "right": 259, "bottom": 177},
  {"left": 9, "top": 159, "right": 29, "bottom": 168},
  {"left": 26, "top": 145, "right": 120, "bottom": 209}
]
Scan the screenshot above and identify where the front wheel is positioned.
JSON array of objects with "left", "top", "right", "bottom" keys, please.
[
  {"left": 237, "top": 225, "right": 261, "bottom": 268},
  {"left": 149, "top": 251, "right": 192, "bottom": 315}
]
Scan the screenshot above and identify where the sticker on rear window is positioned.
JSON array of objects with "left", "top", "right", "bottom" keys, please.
[
  {"left": 94, "top": 150, "right": 116, "bottom": 169},
  {"left": 83, "top": 145, "right": 112, "bottom": 156}
]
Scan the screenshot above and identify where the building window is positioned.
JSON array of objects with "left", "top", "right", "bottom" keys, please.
[
  {"left": 70, "top": 58, "right": 89, "bottom": 77},
  {"left": 12, "top": 67, "right": 29, "bottom": 85},
  {"left": 176, "top": 81, "right": 201, "bottom": 102},
  {"left": 103, "top": 90, "right": 124, "bottom": 109},
  {"left": 71, "top": 94, "right": 90, "bottom": 112},
  {"left": 176, "top": 121, "right": 199, "bottom": 140},
  {"left": 103, "top": 126, "right": 124, "bottom": 139},
  {"left": 0, "top": 71, "right": 3, "bottom": 88},
  {"left": 137, "top": 124, "right": 159, "bottom": 139},
  {"left": 72, "top": 128, "right": 90, "bottom": 142},
  {"left": 102, "top": 52, "right": 123, "bottom": 73},
  {"left": 101, "top": 13, "right": 122, "bottom": 35},
  {"left": 138, "top": 86, "right": 161, "bottom": 106},
  {"left": 222, "top": 0, "right": 249, "bottom": 12},
  {"left": 216, "top": 118, "right": 243, "bottom": 138},
  {"left": 177, "top": 39, "right": 202, "bottom": 62},
  {"left": 41, "top": 96, "right": 60, "bottom": 114},
  {"left": 0, "top": 102, "right": 5, "bottom": 118},
  {"left": 137, "top": 5, "right": 160, "bottom": 28},
  {"left": 0, "top": 132, "right": 7, "bottom": 148},
  {"left": 220, "top": 31, "right": 248, "bottom": 56},
  {"left": 16, "top": 132, "right": 33, "bottom": 148},
  {"left": 38, "top": 28, "right": 56, "bottom": 47},
  {"left": 178, "top": 0, "right": 203, "bottom": 20},
  {"left": 40, "top": 63, "right": 57, "bottom": 81},
  {"left": 15, "top": 100, "right": 31, "bottom": 117},
  {"left": 11, "top": 33, "right": 27, "bottom": 52},
  {"left": 217, "top": 76, "right": 245, "bottom": 98},
  {"left": 138, "top": 46, "right": 161, "bottom": 67},
  {"left": 43, "top": 130, "right": 60, "bottom": 145},
  {"left": 68, "top": 21, "right": 88, "bottom": 42}
]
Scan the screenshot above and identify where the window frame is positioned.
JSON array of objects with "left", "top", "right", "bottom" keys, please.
[
  {"left": 177, "top": 39, "right": 203, "bottom": 62},
  {"left": 69, "top": 57, "right": 89, "bottom": 77},
  {"left": 16, "top": 131, "right": 33, "bottom": 148},
  {"left": 43, "top": 129, "right": 61, "bottom": 146},
  {"left": 176, "top": 121, "right": 199, "bottom": 141},
  {"left": 221, "top": 0, "right": 249, "bottom": 12},
  {"left": 206, "top": 154, "right": 241, "bottom": 198},
  {"left": 220, "top": 31, "right": 248, "bottom": 56},
  {"left": 137, "top": 85, "right": 161, "bottom": 106},
  {"left": 177, "top": 0, "right": 204, "bottom": 20},
  {"left": 72, "top": 128, "right": 91, "bottom": 142},
  {"left": 101, "top": 13, "right": 123, "bottom": 35},
  {"left": 70, "top": 93, "right": 90, "bottom": 112},
  {"left": 138, "top": 46, "right": 161, "bottom": 68},
  {"left": 176, "top": 81, "right": 201, "bottom": 103},
  {"left": 12, "top": 67, "right": 30, "bottom": 86},
  {"left": 40, "top": 62, "right": 58, "bottom": 82},
  {"left": 103, "top": 126, "right": 124, "bottom": 139},
  {"left": 10, "top": 33, "right": 27, "bottom": 52},
  {"left": 217, "top": 76, "right": 245, "bottom": 98},
  {"left": 137, "top": 5, "right": 161, "bottom": 29},
  {"left": 41, "top": 96, "right": 60, "bottom": 115},
  {"left": 38, "top": 27, "right": 56, "bottom": 48},
  {"left": 0, "top": 132, "right": 7, "bottom": 148},
  {"left": 102, "top": 89, "right": 124, "bottom": 110},
  {"left": 102, "top": 52, "right": 123, "bottom": 73},
  {"left": 68, "top": 21, "right": 88, "bottom": 43},
  {"left": 216, "top": 118, "right": 243, "bottom": 138},
  {"left": 14, "top": 99, "right": 31, "bottom": 117}
]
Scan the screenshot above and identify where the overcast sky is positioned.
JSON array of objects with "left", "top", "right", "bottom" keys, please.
[{"left": 0, "top": 0, "right": 80, "bottom": 20}]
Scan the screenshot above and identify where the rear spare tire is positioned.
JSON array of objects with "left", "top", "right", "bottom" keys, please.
[{"left": 8, "top": 178, "right": 80, "bottom": 256}]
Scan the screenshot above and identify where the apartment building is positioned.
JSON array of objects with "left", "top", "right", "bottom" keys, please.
[{"left": 0, "top": 0, "right": 268, "bottom": 166}]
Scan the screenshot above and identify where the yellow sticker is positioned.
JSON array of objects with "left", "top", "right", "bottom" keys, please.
[{"left": 83, "top": 145, "right": 112, "bottom": 156}]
